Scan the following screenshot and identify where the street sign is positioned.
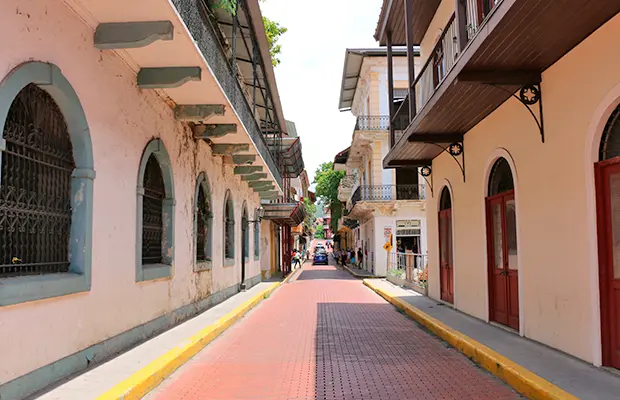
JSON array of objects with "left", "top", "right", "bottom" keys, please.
[{"left": 383, "top": 242, "right": 393, "bottom": 252}]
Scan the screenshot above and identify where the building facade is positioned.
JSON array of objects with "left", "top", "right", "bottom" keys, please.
[
  {"left": 335, "top": 48, "right": 426, "bottom": 277},
  {"left": 0, "top": 0, "right": 303, "bottom": 398},
  {"left": 377, "top": 0, "right": 620, "bottom": 368}
]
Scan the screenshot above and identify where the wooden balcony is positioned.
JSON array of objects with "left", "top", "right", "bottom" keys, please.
[{"left": 378, "top": 0, "right": 620, "bottom": 168}]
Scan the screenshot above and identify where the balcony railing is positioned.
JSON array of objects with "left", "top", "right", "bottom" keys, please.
[
  {"left": 415, "top": 13, "right": 458, "bottom": 112},
  {"left": 355, "top": 116, "right": 390, "bottom": 131},
  {"left": 351, "top": 184, "right": 425, "bottom": 209}
]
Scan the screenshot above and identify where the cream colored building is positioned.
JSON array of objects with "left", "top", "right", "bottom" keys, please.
[
  {"left": 335, "top": 48, "right": 426, "bottom": 277},
  {"left": 377, "top": 0, "right": 620, "bottom": 368},
  {"left": 0, "top": 0, "right": 303, "bottom": 398}
]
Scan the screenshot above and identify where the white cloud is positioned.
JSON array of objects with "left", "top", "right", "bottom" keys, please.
[{"left": 260, "top": 0, "right": 382, "bottom": 183}]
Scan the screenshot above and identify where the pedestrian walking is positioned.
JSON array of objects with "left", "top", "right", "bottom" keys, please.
[
  {"left": 357, "top": 248, "right": 363, "bottom": 268},
  {"left": 292, "top": 249, "right": 301, "bottom": 270}
]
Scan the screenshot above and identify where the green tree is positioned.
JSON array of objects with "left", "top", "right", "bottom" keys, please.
[
  {"left": 262, "top": 16, "right": 287, "bottom": 66},
  {"left": 303, "top": 197, "right": 316, "bottom": 233},
  {"left": 313, "top": 162, "right": 345, "bottom": 232},
  {"left": 314, "top": 223, "right": 325, "bottom": 239},
  {"left": 212, "top": 0, "right": 287, "bottom": 67}
]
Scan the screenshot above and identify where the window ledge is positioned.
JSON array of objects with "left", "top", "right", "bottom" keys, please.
[
  {"left": 0, "top": 273, "right": 90, "bottom": 307},
  {"left": 224, "top": 259, "right": 235, "bottom": 267},
  {"left": 138, "top": 263, "right": 172, "bottom": 282},
  {"left": 195, "top": 260, "right": 212, "bottom": 272}
]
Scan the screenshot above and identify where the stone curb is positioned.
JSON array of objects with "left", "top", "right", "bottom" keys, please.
[
  {"left": 363, "top": 278, "right": 578, "bottom": 400},
  {"left": 96, "top": 271, "right": 299, "bottom": 400},
  {"left": 342, "top": 264, "right": 384, "bottom": 279}
]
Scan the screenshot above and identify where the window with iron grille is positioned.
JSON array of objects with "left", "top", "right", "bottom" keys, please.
[
  {"left": 195, "top": 179, "right": 212, "bottom": 263},
  {"left": 254, "top": 212, "right": 260, "bottom": 259},
  {"left": 0, "top": 84, "right": 75, "bottom": 278},
  {"left": 242, "top": 207, "right": 249, "bottom": 260},
  {"left": 142, "top": 155, "right": 165, "bottom": 265},
  {"left": 224, "top": 192, "right": 234, "bottom": 260}
]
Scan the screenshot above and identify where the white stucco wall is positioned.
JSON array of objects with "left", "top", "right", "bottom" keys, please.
[
  {"left": 426, "top": 13, "right": 620, "bottom": 364},
  {"left": 0, "top": 0, "right": 263, "bottom": 384}
]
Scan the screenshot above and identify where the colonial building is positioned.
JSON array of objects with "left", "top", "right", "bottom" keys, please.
[
  {"left": 377, "top": 0, "right": 620, "bottom": 368},
  {"left": 0, "top": 0, "right": 304, "bottom": 398},
  {"left": 335, "top": 48, "right": 426, "bottom": 277}
]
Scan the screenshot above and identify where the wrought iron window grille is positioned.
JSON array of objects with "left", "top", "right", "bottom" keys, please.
[{"left": 0, "top": 84, "right": 75, "bottom": 278}]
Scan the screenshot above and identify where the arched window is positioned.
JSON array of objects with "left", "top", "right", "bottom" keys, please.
[
  {"left": 1, "top": 84, "right": 74, "bottom": 277},
  {"left": 242, "top": 204, "right": 249, "bottom": 260},
  {"left": 439, "top": 186, "right": 452, "bottom": 210},
  {"left": 600, "top": 105, "right": 620, "bottom": 161},
  {"left": 224, "top": 191, "right": 235, "bottom": 261},
  {"left": 254, "top": 210, "right": 260, "bottom": 259},
  {"left": 142, "top": 155, "right": 165, "bottom": 264},
  {"left": 195, "top": 173, "right": 212, "bottom": 268},
  {"left": 488, "top": 157, "right": 514, "bottom": 196},
  {"left": 136, "top": 139, "right": 174, "bottom": 281},
  {"left": 0, "top": 62, "right": 95, "bottom": 306}
]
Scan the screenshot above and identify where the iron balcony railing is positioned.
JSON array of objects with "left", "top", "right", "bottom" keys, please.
[
  {"left": 351, "top": 184, "right": 425, "bottom": 209},
  {"left": 355, "top": 116, "right": 390, "bottom": 131}
]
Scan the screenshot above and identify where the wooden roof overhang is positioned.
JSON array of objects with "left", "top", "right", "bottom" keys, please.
[
  {"left": 374, "top": 0, "right": 442, "bottom": 45},
  {"left": 384, "top": 0, "right": 620, "bottom": 169}
]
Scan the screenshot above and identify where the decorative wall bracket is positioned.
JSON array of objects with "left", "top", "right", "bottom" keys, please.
[
  {"left": 427, "top": 141, "right": 466, "bottom": 183},
  {"left": 492, "top": 83, "right": 545, "bottom": 143}
]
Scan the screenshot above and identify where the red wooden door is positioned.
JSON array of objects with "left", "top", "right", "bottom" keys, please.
[
  {"left": 595, "top": 159, "right": 620, "bottom": 368},
  {"left": 439, "top": 209, "right": 454, "bottom": 303},
  {"left": 487, "top": 191, "right": 519, "bottom": 330}
]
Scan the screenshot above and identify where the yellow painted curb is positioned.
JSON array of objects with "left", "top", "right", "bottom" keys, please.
[
  {"left": 97, "top": 273, "right": 297, "bottom": 400},
  {"left": 363, "top": 279, "right": 578, "bottom": 400}
]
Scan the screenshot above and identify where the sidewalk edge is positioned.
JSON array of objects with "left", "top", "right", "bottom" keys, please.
[
  {"left": 96, "top": 275, "right": 294, "bottom": 400},
  {"left": 363, "top": 279, "right": 578, "bottom": 400},
  {"left": 342, "top": 265, "right": 384, "bottom": 279}
]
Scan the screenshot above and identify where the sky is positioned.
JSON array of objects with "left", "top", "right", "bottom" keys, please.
[{"left": 259, "top": 0, "right": 383, "bottom": 185}]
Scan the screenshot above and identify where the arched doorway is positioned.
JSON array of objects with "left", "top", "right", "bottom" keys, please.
[
  {"left": 486, "top": 158, "right": 519, "bottom": 330},
  {"left": 595, "top": 104, "right": 620, "bottom": 368},
  {"left": 438, "top": 187, "right": 454, "bottom": 304}
]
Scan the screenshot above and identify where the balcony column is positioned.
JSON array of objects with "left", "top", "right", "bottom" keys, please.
[
  {"left": 387, "top": 30, "right": 395, "bottom": 148},
  {"left": 454, "top": 0, "right": 468, "bottom": 53},
  {"left": 404, "top": 0, "right": 417, "bottom": 121}
]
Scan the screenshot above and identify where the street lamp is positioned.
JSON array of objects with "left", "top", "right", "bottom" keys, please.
[{"left": 247, "top": 206, "right": 264, "bottom": 224}]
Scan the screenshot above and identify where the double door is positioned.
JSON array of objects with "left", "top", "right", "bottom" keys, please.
[{"left": 486, "top": 191, "right": 519, "bottom": 330}]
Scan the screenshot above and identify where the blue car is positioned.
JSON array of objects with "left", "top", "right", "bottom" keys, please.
[{"left": 313, "top": 251, "right": 328, "bottom": 265}]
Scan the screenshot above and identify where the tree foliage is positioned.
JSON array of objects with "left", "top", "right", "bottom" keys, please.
[
  {"left": 314, "top": 223, "right": 325, "bottom": 239},
  {"left": 262, "top": 16, "right": 287, "bottom": 66},
  {"left": 313, "top": 162, "right": 345, "bottom": 232},
  {"left": 211, "top": 0, "right": 287, "bottom": 67},
  {"left": 303, "top": 197, "right": 316, "bottom": 232}
]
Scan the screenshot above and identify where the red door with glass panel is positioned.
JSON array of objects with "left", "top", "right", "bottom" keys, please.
[
  {"left": 596, "top": 104, "right": 620, "bottom": 369},
  {"left": 486, "top": 158, "right": 519, "bottom": 330},
  {"left": 439, "top": 188, "right": 454, "bottom": 303},
  {"left": 596, "top": 159, "right": 620, "bottom": 369}
]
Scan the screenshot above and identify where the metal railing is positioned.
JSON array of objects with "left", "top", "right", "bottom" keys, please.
[
  {"left": 387, "top": 252, "right": 427, "bottom": 288},
  {"left": 466, "top": 0, "right": 501, "bottom": 40},
  {"left": 355, "top": 116, "right": 390, "bottom": 131},
  {"left": 414, "top": 13, "right": 458, "bottom": 112},
  {"left": 351, "top": 184, "right": 425, "bottom": 208}
]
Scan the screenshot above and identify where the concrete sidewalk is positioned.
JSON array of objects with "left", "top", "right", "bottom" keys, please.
[
  {"left": 31, "top": 281, "right": 281, "bottom": 400},
  {"left": 370, "top": 279, "right": 620, "bottom": 400}
]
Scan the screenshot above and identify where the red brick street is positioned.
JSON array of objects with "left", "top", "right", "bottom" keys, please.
[{"left": 148, "top": 258, "right": 521, "bottom": 400}]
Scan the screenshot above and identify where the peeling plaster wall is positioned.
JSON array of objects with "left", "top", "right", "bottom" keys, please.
[{"left": 0, "top": 0, "right": 261, "bottom": 384}]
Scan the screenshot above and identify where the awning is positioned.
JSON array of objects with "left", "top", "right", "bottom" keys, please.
[{"left": 262, "top": 202, "right": 306, "bottom": 226}]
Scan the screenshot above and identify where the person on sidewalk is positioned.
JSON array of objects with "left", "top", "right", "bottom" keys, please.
[
  {"left": 357, "top": 248, "right": 363, "bottom": 268},
  {"left": 292, "top": 249, "right": 301, "bottom": 269}
]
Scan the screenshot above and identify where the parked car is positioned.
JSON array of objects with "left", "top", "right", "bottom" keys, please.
[{"left": 313, "top": 250, "right": 328, "bottom": 265}]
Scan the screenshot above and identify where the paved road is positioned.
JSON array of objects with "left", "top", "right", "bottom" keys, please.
[{"left": 148, "top": 263, "right": 522, "bottom": 400}]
